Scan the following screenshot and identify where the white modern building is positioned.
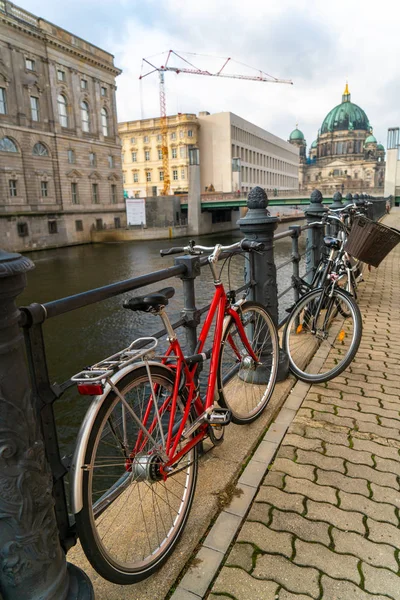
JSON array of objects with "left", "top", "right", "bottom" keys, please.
[{"left": 384, "top": 127, "right": 400, "bottom": 204}]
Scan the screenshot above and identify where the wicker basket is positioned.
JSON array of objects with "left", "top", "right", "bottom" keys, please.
[{"left": 344, "top": 216, "right": 400, "bottom": 268}]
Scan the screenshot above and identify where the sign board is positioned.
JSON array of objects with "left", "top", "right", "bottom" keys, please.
[{"left": 126, "top": 198, "right": 146, "bottom": 226}]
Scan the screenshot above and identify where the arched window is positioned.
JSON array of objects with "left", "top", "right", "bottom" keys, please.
[
  {"left": 101, "top": 107, "right": 109, "bottom": 136},
  {"left": 0, "top": 137, "right": 18, "bottom": 152},
  {"left": 57, "top": 94, "right": 68, "bottom": 128},
  {"left": 81, "top": 101, "right": 90, "bottom": 132},
  {"left": 33, "top": 142, "right": 49, "bottom": 156}
]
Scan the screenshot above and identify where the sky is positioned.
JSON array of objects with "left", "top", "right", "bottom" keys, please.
[{"left": 18, "top": 0, "right": 400, "bottom": 150}]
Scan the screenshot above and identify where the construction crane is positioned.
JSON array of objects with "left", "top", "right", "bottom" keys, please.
[{"left": 139, "top": 50, "right": 293, "bottom": 195}]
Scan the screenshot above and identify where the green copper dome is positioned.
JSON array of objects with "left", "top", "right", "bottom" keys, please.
[
  {"left": 365, "top": 134, "right": 377, "bottom": 144},
  {"left": 311, "top": 139, "right": 317, "bottom": 148},
  {"left": 289, "top": 127, "right": 305, "bottom": 141},
  {"left": 320, "top": 85, "right": 370, "bottom": 134},
  {"left": 377, "top": 143, "right": 385, "bottom": 151}
]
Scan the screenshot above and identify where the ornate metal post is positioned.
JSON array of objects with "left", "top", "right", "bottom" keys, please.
[
  {"left": 174, "top": 255, "right": 201, "bottom": 355},
  {"left": 304, "top": 189, "right": 328, "bottom": 284},
  {"left": 330, "top": 191, "right": 344, "bottom": 236},
  {"left": 238, "top": 187, "right": 289, "bottom": 381},
  {"left": 345, "top": 192, "right": 353, "bottom": 206},
  {"left": 0, "top": 249, "right": 93, "bottom": 600}
]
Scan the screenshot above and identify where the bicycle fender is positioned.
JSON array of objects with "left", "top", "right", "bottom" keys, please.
[{"left": 70, "top": 361, "right": 173, "bottom": 515}]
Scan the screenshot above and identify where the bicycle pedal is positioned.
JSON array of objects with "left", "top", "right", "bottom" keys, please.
[{"left": 206, "top": 408, "right": 232, "bottom": 426}]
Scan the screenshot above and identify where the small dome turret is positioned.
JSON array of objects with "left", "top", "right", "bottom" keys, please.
[
  {"left": 365, "top": 134, "right": 377, "bottom": 145},
  {"left": 289, "top": 127, "right": 305, "bottom": 141}
]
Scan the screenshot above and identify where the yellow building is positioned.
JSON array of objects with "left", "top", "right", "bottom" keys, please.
[{"left": 118, "top": 114, "right": 199, "bottom": 197}]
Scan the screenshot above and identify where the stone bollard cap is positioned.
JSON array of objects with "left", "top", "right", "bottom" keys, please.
[
  {"left": 331, "top": 191, "right": 344, "bottom": 209},
  {"left": 247, "top": 186, "right": 268, "bottom": 209},
  {"left": 0, "top": 249, "right": 35, "bottom": 279},
  {"left": 305, "top": 189, "right": 327, "bottom": 215}
]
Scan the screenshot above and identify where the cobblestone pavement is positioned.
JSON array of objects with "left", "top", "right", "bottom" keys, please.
[{"left": 207, "top": 210, "right": 400, "bottom": 600}]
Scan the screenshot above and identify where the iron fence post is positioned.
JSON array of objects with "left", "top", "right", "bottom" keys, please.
[
  {"left": 330, "top": 191, "right": 344, "bottom": 236},
  {"left": 174, "top": 255, "right": 201, "bottom": 355},
  {"left": 0, "top": 249, "right": 94, "bottom": 600},
  {"left": 304, "top": 189, "right": 328, "bottom": 284},
  {"left": 237, "top": 186, "right": 289, "bottom": 381}
]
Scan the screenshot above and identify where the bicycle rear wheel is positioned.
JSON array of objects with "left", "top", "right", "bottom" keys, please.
[
  {"left": 283, "top": 287, "right": 362, "bottom": 383},
  {"left": 218, "top": 301, "right": 278, "bottom": 424},
  {"left": 75, "top": 364, "right": 198, "bottom": 584}
]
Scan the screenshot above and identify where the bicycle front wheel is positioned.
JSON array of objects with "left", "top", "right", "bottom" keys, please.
[
  {"left": 218, "top": 301, "right": 279, "bottom": 424},
  {"left": 75, "top": 364, "right": 198, "bottom": 584},
  {"left": 283, "top": 287, "right": 362, "bottom": 383}
]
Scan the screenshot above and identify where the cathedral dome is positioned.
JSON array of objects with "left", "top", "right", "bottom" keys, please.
[
  {"left": 289, "top": 127, "right": 305, "bottom": 141},
  {"left": 377, "top": 143, "right": 385, "bottom": 151},
  {"left": 311, "top": 140, "right": 317, "bottom": 148},
  {"left": 365, "top": 134, "right": 377, "bottom": 144},
  {"left": 320, "top": 84, "right": 370, "bottom": 134}
]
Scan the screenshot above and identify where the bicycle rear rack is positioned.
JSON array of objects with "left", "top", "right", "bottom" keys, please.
[{"left": 71, "top": 337, "right": 158, "bottom": 383}]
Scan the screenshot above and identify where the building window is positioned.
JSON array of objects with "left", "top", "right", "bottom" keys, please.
[
  {"left": 9, "top": 180, "right": 17, "bottom": 197},
  {"left": 158, "top": 149, "right": 163, "bottom": 160},
  {"left": 131, "top": 152, "right": 137, "bottom": 162},
  {"left": 71, "top": 182, "right": 79, "bottom": 204},
  {"left": 101, "top": 86, "right": 107, "bottom": 96},
  {"left": 145, "top": 150, "right": 150, "bottom": 161},
  {"left": 180, "top": 146, "right": 186, "bottom": 159},
  {"left": 57, "top": 94, "right": 68, "bottom": 127},
  {"left": 114, "top": 217, "right": 121, "bottom": 229},
  {"left": 41, "top": 181, "right": 48, "bottom": 197},
  {"left": 81, "top": 79, "right": 88, "bottom": 90},
  {"left": 0, "top": 137, "right": 17, "bottom": 152},
  {"left": 25, "top": 58, "right": 35, "bottom": 71},
  {"left": 108, "top": 155, "right": 114, "bottom": 168},
  {"left": 68, "top": 149, "right": 75, "bottom": 163},
  {"left": 17, "top": 222, "right": 28, "bottom": 237},
  {"left": 157, "top": 134, "right": 162, "bottom": 142},
  {"left": 159, "top": 171, "right": 164, "bottom": 181},
  {"left": 133, "top": 173, "right": 138, "bottom": 182},
  {"left": 188, "top": 130, "right": 193, "bottom": 137},
  {"left": 101, "top": 107, "right": 109, "bottom": 136},
  {"left": 96, "top": 218, "right": 103, "bottom": 230},
  {"left": 75, "top": 220, "right": 83, "bottom": 232},
  {"left": 48, "top": 220, "right": 57, "bottom": 234},
  {"left": 130, "top": 137, "right": 136, "bottom": 144},
  {"left": 0, "top": 88, "right": 6, "bottom": 114},
  {"left": 171, "top": 148, "right": 177, "bottom": 159},
  {"left": 57, "top": 70, "right": 65, "bottom": 82},
  {"left": 180, "top": 130, "right": 184, "bottom": 138},
  {"left": 181, "top": 168, "right": 185, "bottom": 179},
  {"left": 173, "top": 170, "right": 178, "bottom": 181},
  {"left": 144, "top": 135, "right": 149, "bottom": 143},
  {"left": 81, "top": 101, "right": 90, "bottom": 132},
  {"left": 92, "top": 183, "right": 99, "bottom": 203},
  {"left": 89, "top": 152, "right": 96, "bottom": 167},
  {"left": 33, "top": 142, "right": 48, "bottom": 156},
  {"left": 30, "top": 96, "right": 39, "bottom": 121},
  {"left": 146, "top": 172, "right": 151, "bottom": 182},
  {"left": 111, "top": 184, "right": 117, "bottom": 203},
  {"left": 170, "top": 132, "right": 176, "bottom": 140}
]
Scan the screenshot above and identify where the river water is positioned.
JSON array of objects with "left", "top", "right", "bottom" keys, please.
[{"left": 19, "top": 225, "right": 305, "bottom": 455}]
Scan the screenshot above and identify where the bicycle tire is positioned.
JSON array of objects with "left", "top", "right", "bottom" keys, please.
[
  {"left": 217, "top": 301, "right": 279, "bottom": 424},
  {"left": 75, "top": 364, "right": 198, "bottom": 584},
  {"left": 283, "top": 287, "right": 362, "bottom": 383}
]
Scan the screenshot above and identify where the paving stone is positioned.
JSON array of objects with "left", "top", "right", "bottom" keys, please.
[
  {"left": 367, "top": 518, "right": 400, "bottom": 548},
  {"left": 282, "top": 433, "right": 323, "bottom": 452},
  {"left": 308, "top": 411, "right": 355, "bottom": 429},
  {"left": 380, "top": 416, "right": 400, "bottom": 430},
  {"left": 352, "top": 437, "right": 400, "bottom": 461},
  {"left": 332, "top": 528, "right": 398, "bottom": 570},
  {"left": 277, "top": 591, "right": 313, "bottom": 600},
  {"left": 264, "top": 422, "right": 290, "bottom": 444},
  {"left": 320, "top": 574, "right": 390, "bottom": 600},
  {"left": 345, "top": 394, "right": 381, "bottom": 408},
  {"left": 306, "top": 499, "right": 365, "bottom": 533},
  {"left": 285, "top": 475, "right": 337, "bottom": 505},
  {"left": 238, "top": 522, "right": 292, "bottom": 558},
  {"left": 275, "top": 407, "right": 298, "bottom": 427},
  {"left": 346, "top": 462, "right": 399, "bottom": 489},
  {"left": 225, "top": 542, "right": 254, "bottom": 572},
  {"left": 339, "top": 490, "right": 398, "bottom": 525},
  {"left": 238, "top": 460, "right": 268, "bottom": 489},
  {"left": 287, "top": 421, "right": 306, "bottom": 436},
  {"left": 203, "top": 511, "right": 242, "bottom": 553},
  {"left": 170, "top": 588, "right": 201, "bottom": 600},
  {"left": 256, "top": 487, "right": 304, "bottom": 514},
  {"left": 210, "top": 566, "right": 278, "bottom": 600},
  {"left": 374, "top": 455, "right": 400, "bottom": 477},
  {"left": 270, "top": 506, "right": 330, "bottom": 545},
  {"left": 248, "top": 501, "right": 272, "bottom": 525},
  {"left": 336, "top": 407, "right": 378, "bottom": 423},
  {"left": 316, "top": 468, "right": 370, "bottom": 496},
  {"left": 271, "top": 458, "right": 314, "bottom": 481},
  {"left": 355, "top": 420, "right": 400, "bottom": 440},
  {"left": 371, "top": 482, "right": 400, "bottom": 508},
  {"left": 303, "top": 399, "right": 335, "bottom": 413},
  {"left": 294, "top": 538, "right": 360, "bottom": 584},
  {"left": 323, "top": 443, "right": 373, "bottom": 466},
  {"left": 304, "top": 426, "right": 350, "bottom": 447},
  {"left": 296, "top": 449, "right": 345, "bottom": 473},
  {"left": 263, "top": 470, "right": 286, "bottom": 489},
  {"left": 251, "top": 440, "right": 279, "bottom": 466},
  {"left": 253, "top": 554, "right": 320, "bottom": 598},
  {"left": 278, "top": 446, "right": 296, "bottom": 461},
  {"left": 225, "top": 484, "right": 257, "bottom": 517},
  {"left": 179, "top": 546, "right": 223, "bottom": 598},
  {"left": 363, "top": 562, "right": 400, "bottom": 600},
  {"left": 316, "top": 394, "right": 360, "bottom": 411}
]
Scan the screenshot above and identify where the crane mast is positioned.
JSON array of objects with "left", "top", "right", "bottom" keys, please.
[{"left": 159, "top": 72, "right": 171, "bottom": 195}]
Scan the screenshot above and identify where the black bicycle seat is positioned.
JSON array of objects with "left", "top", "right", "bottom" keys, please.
[
  {"left": 123, "top": 287, "right": 175, "bottom": 312},
  {"left": 323, "top": 236, "right": 341, "bottom": 250}
]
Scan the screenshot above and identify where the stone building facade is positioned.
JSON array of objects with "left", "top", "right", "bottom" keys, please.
[
  {"left": 0, "top": 1, "right": 125, "bottom": 252},
  {"left": 119, "top": 113, "right": 199, "bottom": 197},
  {"left": 289, "top": 85, "right": 385, "bottom": 193}
]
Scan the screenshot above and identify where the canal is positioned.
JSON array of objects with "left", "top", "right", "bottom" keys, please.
[{"left": 19, "top": 226, "right": 306, "bottom": 456}]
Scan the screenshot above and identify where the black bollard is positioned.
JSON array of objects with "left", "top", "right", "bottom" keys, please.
[
  {"left": 238, "top": 186, "right": 289, "bottom": 381},
  {"left": 0, "top": 249, "right": 94, "bottom": 600},
  {"left": 304, "top": 190, "right": 328, "bottom": 284},
  {"left": 330, "top": 191, "right": 344, "bottom": 236}
]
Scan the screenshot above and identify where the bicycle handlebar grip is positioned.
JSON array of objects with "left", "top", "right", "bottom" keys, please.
[
  {"left": 160, "top": 247, "right": 184, "bottom": 257},
  {"left": 241, "top": 239, "right": 265, "bottom": 252}
]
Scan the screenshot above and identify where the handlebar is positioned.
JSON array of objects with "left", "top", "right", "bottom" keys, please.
[{"left": 160, "top": 239, "right": 265, "bottom": 258}]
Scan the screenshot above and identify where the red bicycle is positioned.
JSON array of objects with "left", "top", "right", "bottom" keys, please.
[{"left": 70, "top": 239, "right": 279, "bottom": 584}]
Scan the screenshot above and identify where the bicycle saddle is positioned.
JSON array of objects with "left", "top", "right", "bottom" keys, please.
[
  {"left": 323, "top": 236, "right": 341, "bottom": 250},
  {"left": 123, "top": 287, "right": 175, "bottom": 312}
]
